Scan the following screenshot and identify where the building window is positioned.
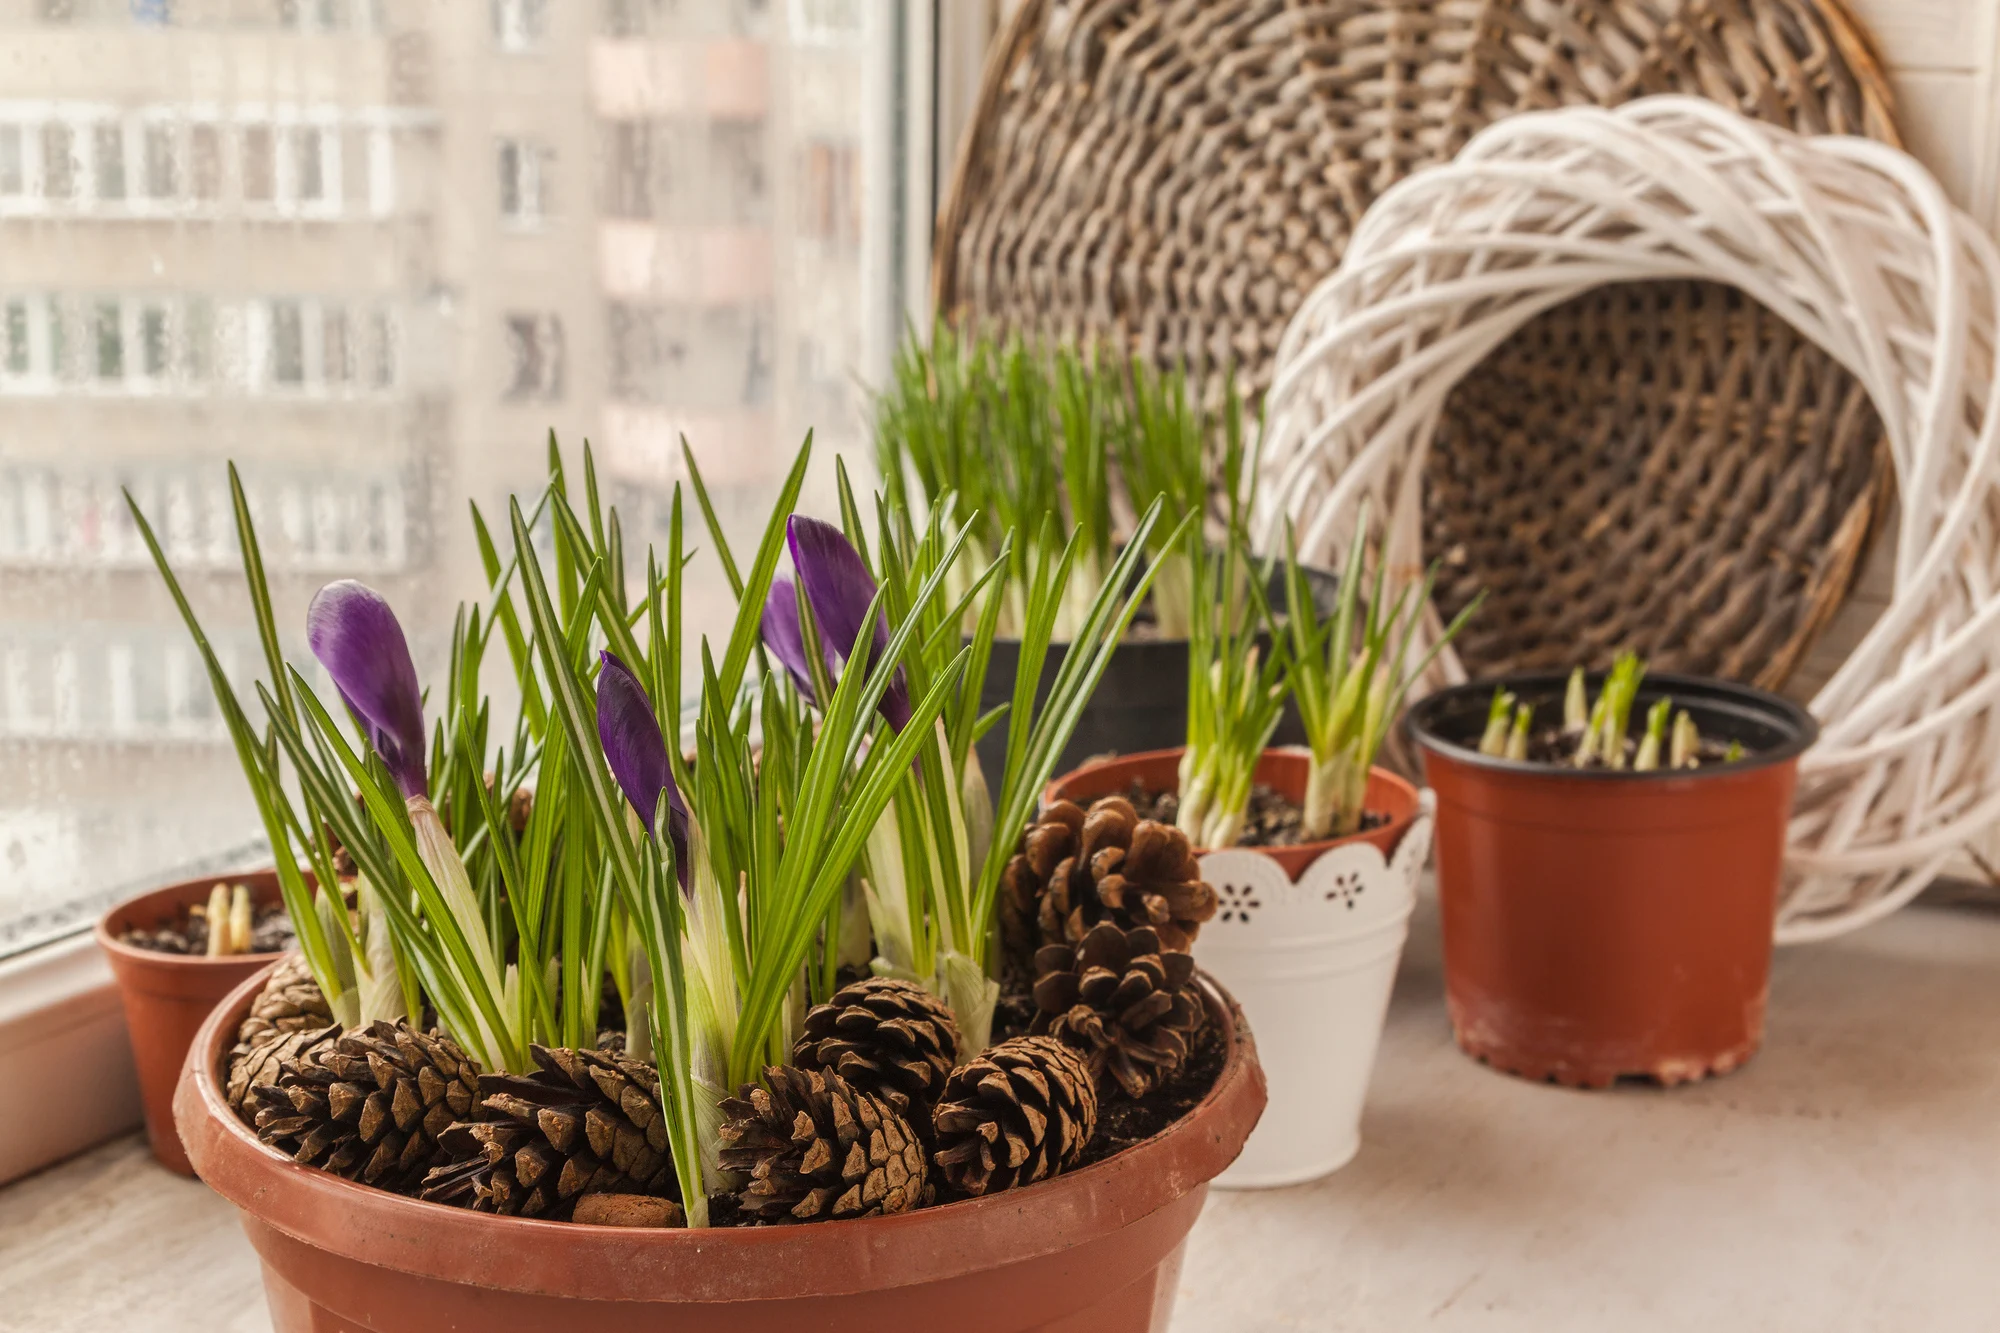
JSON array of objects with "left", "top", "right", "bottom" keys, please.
[
  {"left": 181, "top": 297, "right": 213, "bottom": 381},
  {"left": 142, "top": 124, "right": 177, "bottom": 201},
  {"left": 291, "top": 126, "right": 326, "bottom": 204},
  {"left": 711, "top": 122, "right": 768, "bottom": 225},
  {"left": 42, "top": 124, "right": 76, "bottom": 200},
  {"left": 323, "top": 307, "right": 351, "bottom": 384},
  {"left": 269, "top": 300, "right": 304, "bottom": 385},
  {"left": 608, "top": 303, "right": 682, "bottom": 405},
  {"left": 503, "top": 312, "right": 563, "bottom": 400},
  {"left": 492, "top": 0, "right": 546, "bottom": 51},
  {"left": 242, "top": 125, "right": 274, "bottom": 203},
  {"left": 3, "top": 301, "right": 30, "bottom": 376},
  {"left": 603, "top": 121, "right": 653, "bottom": 220},
  {"left": 368, "top": 308, "right": 395, "bottom": 387},
  {"left": 0, "top": 127, "right": 23, "bottom": 197},
  {"left": 45, "top": 297, "right": 70, "bottom": 379},
  {"left": 138, "top": 304, "right": 170, "bottom": 380},
  {"left": 92, "top": 301, "right": 122, "bottom": 381},
  {"left": 798, "top": 138, "right": 858, "bottom": 246},
  {"left": 91, "top": 122, "right": 125, "bottom": 201},
  {"left": 188, "top": 123, "right": 221, "bottom": 200},
  {"left": 497, "top": 138, "right": 548, "bottom": 224}
]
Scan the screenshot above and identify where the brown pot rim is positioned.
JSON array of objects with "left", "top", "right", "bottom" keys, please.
[
  {"left": 95, "top": 871, "right": 291, "bottom": 969},
  {"left": 1408, "top": 671, "right": 1819, "bottom": 783},
  {"left": 176, "top": 959, "right": 1266, "bottom": 1304},
  {"left": 1044, "top": 745, "right": 1423, "bottom": 861}
]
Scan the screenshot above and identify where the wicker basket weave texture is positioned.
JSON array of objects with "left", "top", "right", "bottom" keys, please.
[
  {"left": 1427, "top": 280, "right": 1888, "bottom": 690},
  {"left": 935, "top": 0, "right": 1898, "bottom": 691},
  {"left": 936, "top": 0, "right": 1897, "bottom": 404}
]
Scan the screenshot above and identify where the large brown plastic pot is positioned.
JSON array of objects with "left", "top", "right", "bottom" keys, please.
[
  {"left": 1045, "top": 745, "right": 1421, "bottom": 875},
  {"left": 96, "top": 870, "right": 288, "bottom": 1176},
  {"left": 1408, "top": 672, "right": 1818, "bottom": 1088},
  {"left": 176, "top": 964, "right": 1265, "bottom": 1332}
]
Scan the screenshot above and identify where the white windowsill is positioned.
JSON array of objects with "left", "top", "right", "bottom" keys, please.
[
  {"left": 3, "top": 895, "right": 1997, "bottom": 1330},
  {"left": 0, "top": 931, "right": 143, "bottom": 1187}
]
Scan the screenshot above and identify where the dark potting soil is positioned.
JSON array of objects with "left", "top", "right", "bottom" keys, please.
[
  {"left": 1121, "top": 779, "right": 1385, "bottom": 847},
  {"left": 118, "top": 897, "right": 292, "bottom": 956},
  {"left": 1071, "top": 1020, "right": 1226, "bottom": 1173},
  {"left": 1519, "top": 728, "right": 1741, "bottom": 769}
]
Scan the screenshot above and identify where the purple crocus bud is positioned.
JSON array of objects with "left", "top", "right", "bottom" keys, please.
[
  {"left": 785, "top": 515, "right": 912, "bottom": 731},
  {"left": 595, "top": 650, "right": 689, "bottom": 883},
  {"left": 760, "top": 577, "right": 818, "bottom": 703},
  {"left": 307, "top": 579, "right": 429, "bottom": 799}
]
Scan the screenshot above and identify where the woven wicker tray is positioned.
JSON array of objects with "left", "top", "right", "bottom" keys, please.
[{"left": 935, "top": 0, "right": 1897, "bottom": 688}]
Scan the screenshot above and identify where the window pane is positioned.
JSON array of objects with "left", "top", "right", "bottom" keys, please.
[
  {"left": 323, "top": 306, "right": 350, "bottom": 383},
  {"left": 242, "top": 124, "right": 273, "bottom": 202},
  {"left": 0, "top": 126, "right": 23, "bottom": 196},
  {"left": 3, "top": 300, "right": 27, "bottom": 374},
  {"left": 0, "top": 2, "right": 912, "bottom": 961},
  {"left": 42, "top": 123, "right": 75, "bottom": 199},
  {"left": 140, "top": 305, "right": 169, "bottom": 378},
  {"left": 92, "top": 122, "right": 124, "bottom": 200},
  {"left": 294, "top": 128, "right": 323, "bottom": 202},
  {"left": 268, "top": 300, "right": 303, "bottom": 384},
  {"left": 92, "top": 300, "right": 122, "bottom": 380},
  {"left": 188, "top": 123, "right": 221, "bottom": 200},
  {"left": 144, "top": 124, "right": 177, "bottom": 199}
]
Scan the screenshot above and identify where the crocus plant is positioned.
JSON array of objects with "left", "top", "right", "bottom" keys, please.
[
  {"left": 135, "top": 351, "right": 1192, "bottom": 1240},
  {"left": 1285, "top": 514, "right": 1483, "bottom": 840},
  {"left": 744, "top": 460, "right": 1174, "bottom": 1054}
]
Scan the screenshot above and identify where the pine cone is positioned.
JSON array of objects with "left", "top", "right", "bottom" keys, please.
[
  {"left": 792, "top": 977, "right": 959, "bottom": 1121},
  {"left": 932, "top": 1035, "right": 1097, "bottom": 1197},
  {"left": 1032, "top": 922, "right": 1205, "bottom": 1099},
  {"left": 717, "top": 1066, "right": 928, "bottom": 1223},
  {"left": 250, "top": 1020, "right": 480, "bottom": 1191},
  {"left": 227, "top": 953, "right": 335, "bottom": 1115},
  {"left": 420, "top": 1045, "right": 674, "bottom": 1219},
  {"left": 1027, "top": 797, "right": 1218, "bottom": 951},
  {"left": 1001, "top": 800, "right": 1085, "bottom": 958}
]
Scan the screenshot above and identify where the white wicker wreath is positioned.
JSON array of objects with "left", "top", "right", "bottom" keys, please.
[{"left": 1255, "top": 96, "right": 2000, "bottom": 943}]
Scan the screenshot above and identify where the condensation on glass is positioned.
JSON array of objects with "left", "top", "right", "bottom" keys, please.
[{"left": 0, "top": 0, "right": 904, "bottom": 956}]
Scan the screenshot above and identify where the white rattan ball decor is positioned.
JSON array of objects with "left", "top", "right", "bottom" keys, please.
[{"left": 1255, "top": 96, "right": 2000, "bottom": 943}]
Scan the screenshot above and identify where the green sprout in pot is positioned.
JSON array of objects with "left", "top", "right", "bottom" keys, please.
[
  {"left": 874, "top": 323, "right": 1217, "bottom": 643},
  {"left": 1287, "top": 515, "right": 1483, "bottom": 841},
  {"left": 1174, "top": 383, "right": 1288, "bottom": 849},
  {"left": 1508, "top": 654, "right": 1751, "bottom": 769},
  {"left": 874, "top": 323, "right": 1117, "bottom": 640}
]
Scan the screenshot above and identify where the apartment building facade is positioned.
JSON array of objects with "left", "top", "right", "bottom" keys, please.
[{"left": 0, "top": 0, "right": 884, "bottom": 952}]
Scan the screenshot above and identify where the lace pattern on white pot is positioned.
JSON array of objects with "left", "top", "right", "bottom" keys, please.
[{"left": 1197, "top": 797, "right": 1432, "bottom": 945}]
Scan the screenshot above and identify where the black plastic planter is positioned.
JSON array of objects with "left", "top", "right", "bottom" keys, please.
[{"left": 973, "top": 563, "right": 1338, "bottom": 790}]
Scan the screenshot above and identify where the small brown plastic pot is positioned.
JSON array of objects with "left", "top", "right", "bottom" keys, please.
[
  {"left": 177, "top": 965, "right": 1266, "bottom": 1332},
  {"left": 96, "top": 871, "right": 288, "bottom": 1176},
  {"left": 1408, "top": 672, "right": 1818, "bottom": 1088},
  {"left": 1045, "top": 746, "right": 1422, "bottom": 874}
]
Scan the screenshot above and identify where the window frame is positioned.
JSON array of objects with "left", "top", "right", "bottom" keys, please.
[{"left": 0, "top": 0, "right": 972, "bottom": 1187}]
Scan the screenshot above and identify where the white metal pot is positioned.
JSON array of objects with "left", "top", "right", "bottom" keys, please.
[{"left": 1194, "top": 792, "right": 1432, "bottom": 1188}]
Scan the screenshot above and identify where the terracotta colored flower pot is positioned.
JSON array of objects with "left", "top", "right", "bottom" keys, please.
[
  {"left": 1045, "top": 746, "right": 1421, "bottom": 877},
  {"left": 1408, "top": 672, "right": 1818, "bottom": 1088},
  {"left": 96, "top": 870, "right": 288, "bottom": 1176},
  {"left": 1049, "top": 747, "right": 1423, "bottom": 1185},
  {"left": 176, "top": 964, "right": 1266, "bottom": 1332}
]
